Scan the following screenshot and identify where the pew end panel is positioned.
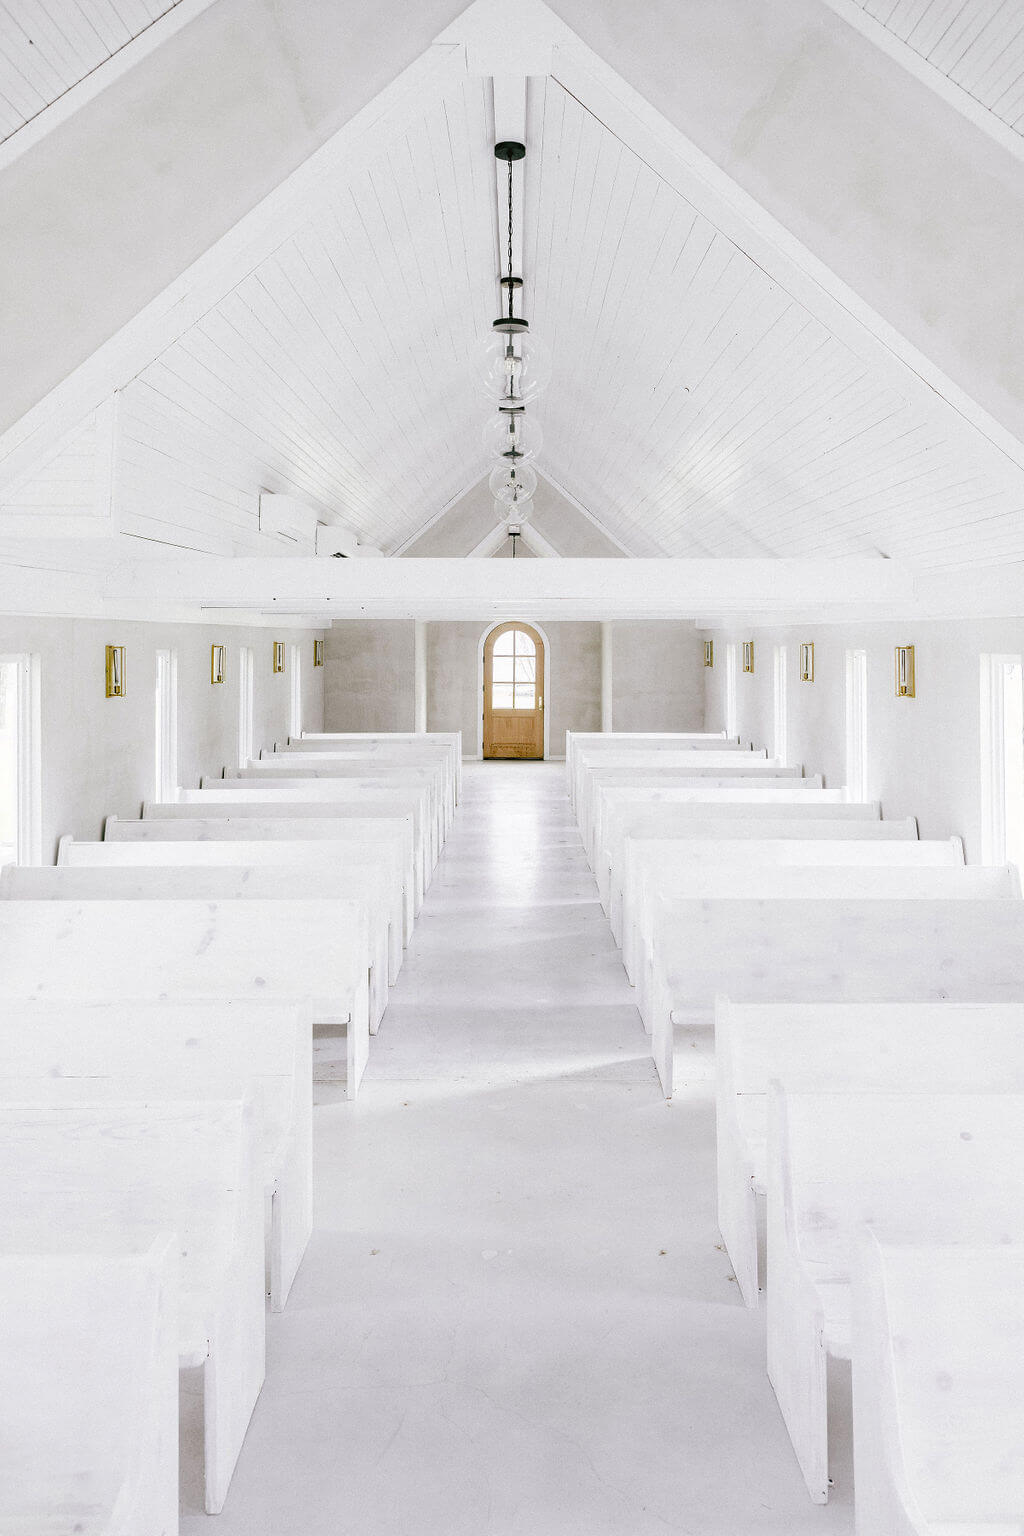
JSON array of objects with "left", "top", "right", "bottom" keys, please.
[
  {"left": 851, "top": 1232, "right": 1024, "bottom": 1536},
  {"left": 0, "top": 1236, "right": 179, "bottom": 1536}
]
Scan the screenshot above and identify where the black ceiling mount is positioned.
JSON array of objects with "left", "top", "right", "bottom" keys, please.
[
  {"left": 494, "top": 141, "right": 526, "bottom": 162},
  {"left": 500, "top": 275, "right": 524, "bottom": 290}
]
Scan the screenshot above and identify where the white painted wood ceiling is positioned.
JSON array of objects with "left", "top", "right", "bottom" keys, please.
[
  {"left": 116, "top": 72, "right": 496, "bottom": 555},
  {"left": 843, "top": 0, "right": 1024, "bottom": 137},
  {"left": 524, "top": 78, "right": 1024, "bottom": 567},
  {"left": 95, "top": 47, "right": 1024, "bottom": 567},
  {"left": 0, "top": 0, "right": 186, "bottom": 142}
]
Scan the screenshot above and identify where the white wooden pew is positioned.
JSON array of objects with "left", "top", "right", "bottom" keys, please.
[
  {"left": 716, "top": 1000, "right": 1024, "bottom": 1308},
  {"left": 633, "top": 864, "right": 1016, "bottom": 1033},
  {"left": 60, "top": 831, "right": 409, "bottom": 974},
  {"left": 766, "top": 1089, "right": 1024, "bottom": 1504},
  {"left": 1, "top": 1098, "right": 265, "bottom": 1514},
  {"left": 852, "top": 1232, "right": 1024, "bottom": 1536},
  {"left": 580, "top": 767, "right": 818, "bottom": 870},
  {"left": 597, "top": 795, "right": 887, "bottom": 916},
  {"left": 648, "top": 898, "right": 1024, "bottom": 1096},
  {"left": 103, "top": 814, "right": 418, "bottom": 930},
  {"left": 565, "top": 730, "right": 734, "bottom": 807},
  {"left": 0, "top": 997, "right": 312, "bottom": 1311},
  {"left": 0, "top": 1238, "right": 178, "bottom": 1536},
  {"left": 3, "top": 862, "right": 392, "bottom": 1035},
  {"left": 0, "top": 898, "right": 371, "bottom": 1098},
  {"left": 148, "top": 792, "right": 431, "bottom": 907},
  {"left": 206, "top": 765, "right": 447, "bottom": 855},
  {"left": 620, "top": 836, "right": 965, "bottom": 984},
  {"left": 250, "top": 748, "right": 458, "bottom": 831},
  {"left": 575, "top": 749, "right": 774, "bottom": 844},
  {"left": 291, "top": 730, "right": 462, "bottom": 800}
]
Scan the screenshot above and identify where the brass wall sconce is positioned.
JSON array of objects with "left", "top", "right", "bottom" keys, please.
[
  {"left": 105, "top": 645, "right": 126, "bottom": 698},
  {"left": 742, "top": 641, "right": 755, "bottom": 674},
  {"left": 703, "top": 640, "right": 714, "bottom": 668},
  {"left": 313, "top": 639, "right": 325, "bottom": 668},
  {"left": 895, "top": 645, "right": 915, "bottom": 697},
  {"left": 799, "top": 642, "right": 814, "bottom": 682},
  {"left": 211, "top": 644, "right": 226, "bottom": 684},
  {"left": 273, "top": 641, "right": 286, "bottom": 674}
]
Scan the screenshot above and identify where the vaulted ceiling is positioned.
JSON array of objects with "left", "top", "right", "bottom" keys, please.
[{"left": 2, "top": 0, "right": 1024, "bottom": 601}]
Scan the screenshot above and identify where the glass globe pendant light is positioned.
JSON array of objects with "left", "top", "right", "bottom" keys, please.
[
  {"left": 489, "top": 461, "right": 537, "bottom": 509},
  {"left": 482, "top": 409, "right": 542, "bottom": 465},
  {"left": 475, "top": 331, "right": 552, "bottom": 407}
]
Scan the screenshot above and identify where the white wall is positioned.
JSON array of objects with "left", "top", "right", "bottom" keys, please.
[
  {"left": 0, "top": 615, "right": 324, "bottom": 861},
  {"left": 703, "top": 618, "right": 1024, "bottom": 861},
  {"left": 324, "top": 621, "right": 416, "bottom": 733},
  {"left": 610, "top": 622, "right": 705, "bottom": 732}
]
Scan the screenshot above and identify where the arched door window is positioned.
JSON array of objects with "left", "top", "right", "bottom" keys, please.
[{"left": 483, "top": 623, "right": 545, "bottom": 759}]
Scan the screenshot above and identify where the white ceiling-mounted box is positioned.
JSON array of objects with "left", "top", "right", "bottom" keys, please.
[
  {"left": 315, "top": 525, "right": 384, "bottom": 559},
  {"left": 258, "top": 493, "right": 318, "bottom": 551}
]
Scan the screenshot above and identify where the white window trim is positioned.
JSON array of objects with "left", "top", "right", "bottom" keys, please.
[
  {"left": 0, "top": 653, "right": 42, "bottom": 865},
  {"left": 238, "top": 646, "right": 255, "bottom": 769},
  {"left": 980, "top": 654, "right": 1023, "bottom": 866},
  {"left": 154, "top": 649, "right": 179, "bottom": 802},
  {"left": 845, "top": 648, "right": 868, "bottom": 802},
  {"left": 724, "top": 642, "right": 737, "bottom": 740},
  {"left": 773, "top": 644, "right": 788, "bottom": 766}
]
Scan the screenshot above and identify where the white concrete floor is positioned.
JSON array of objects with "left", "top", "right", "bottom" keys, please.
[{"left": 182, "top": 760, "right": 853, "bottom": 1535}]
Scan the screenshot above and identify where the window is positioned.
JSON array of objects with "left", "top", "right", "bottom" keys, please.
[
  {"left": 845, "top": 648, "right": 868, "bottom": 802},
  {"left": 154, "top": 649, "right": 178, "bottom": 802},
  {"left": 289, "top": 644, "right": 302, "bottom": 738},
  {"left": 981, "top": 654, "right": 1024, "bottom": 867},
  {"left": 724, "top": 643, "right": 737, "bottom": 738},
  {"left": 237, "top": 646, "right": 254, "bottom": 769},
  {"left": 773, "top": 645, "right": 788, "bottom": 765},
  {"left": 0, "top": 654, "right": 40, "bottom": 866},
  {"left": 491, "top": 627, "right": 536, "bottom": 711}
]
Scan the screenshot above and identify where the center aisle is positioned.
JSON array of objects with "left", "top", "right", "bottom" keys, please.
[{"left": 183, "top": 761, "right": 852, "bottom": 1535}]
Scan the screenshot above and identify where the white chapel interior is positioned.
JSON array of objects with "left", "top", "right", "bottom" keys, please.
[{"left": 2, "top": 0, "right": 1024, "bottom": 1531}]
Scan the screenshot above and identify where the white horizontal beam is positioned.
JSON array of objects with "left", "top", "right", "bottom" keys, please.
[{"left": 106, "top": 556, "right": 912, "bottom": 621}]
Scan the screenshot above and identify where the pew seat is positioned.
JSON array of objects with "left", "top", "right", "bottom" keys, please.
[
  {"left": 0, "top": 898, "right": 371, "bottom": 1098},
  {"left": 766, "top": 1088, "right": 1024, "bottom": 1504},
  {"left": 0, "top": 997, "right": 313, "bottom": 1309},
  {"left": 647, "top": 898, "right": 1024, "bottom": 1095},
  {"left": 1, "top": 1099, "right": 265, "bottom": 1514},
  {"left": 715, "top": 1000, "right": 1024, "bottom": 1307}
]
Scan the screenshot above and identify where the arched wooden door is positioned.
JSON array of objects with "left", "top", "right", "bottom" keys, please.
[{"left": 483, "top": 623, "right": 545, "bottom": 759}]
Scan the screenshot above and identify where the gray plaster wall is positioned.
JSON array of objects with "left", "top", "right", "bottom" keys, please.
[
  {"left": 0, "top": 615, "right": 324, "bottom": 861},
  {"left": 425, "top": 621, "right": 602, "bottom": 757},
  {"left": 610, "top": 623, "right": 705, "bottom": 732},
  {"left": 324, "top": 620, "right": 415, "bottom": 732}
]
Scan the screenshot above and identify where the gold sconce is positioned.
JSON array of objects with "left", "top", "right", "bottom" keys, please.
[
  {"left": 703, "top": 640, "right": 714, "bottom": 668},
  {"left": 799, "top": 642, "right": 814, "bottom": 682},
  {"left": 211, "top": 645, "right": 226, "bottom": 684},
  {"left": 895, "top": 645, "right": 915, "bottom": 697},
  {"left": 105, "top": 645, "right": 126, "bottom": 698},
  {"left": 313, "top": 639, "right": 325, "bottom": 668},
  {"left": 273, "top": 642, "right": 286, "bottom": 674},
  {"left": 742, "top": 641, "right": 755, "bottom": 674}
]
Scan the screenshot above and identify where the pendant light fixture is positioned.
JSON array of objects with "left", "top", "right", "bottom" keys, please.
[{"left": 478, "top": 139, "right": 549, "bottom": 533}]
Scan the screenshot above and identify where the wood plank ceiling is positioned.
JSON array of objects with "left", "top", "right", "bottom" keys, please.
[
  {"left": 523, "top": 77, "right": 1024, "bottom": 567},
  {"left": 843, "top": 0, "right": 1024, "bottom": 138},
  {"left": 0, "top": 0, "right": 187, "bottom": 143},
  {"left": 93, "top": 44, "right": 1024, "bottom": 567}
]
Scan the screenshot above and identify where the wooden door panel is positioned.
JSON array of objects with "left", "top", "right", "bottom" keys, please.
[{"left": 483, "top": 624, "right": 545, "bottom": 760}]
